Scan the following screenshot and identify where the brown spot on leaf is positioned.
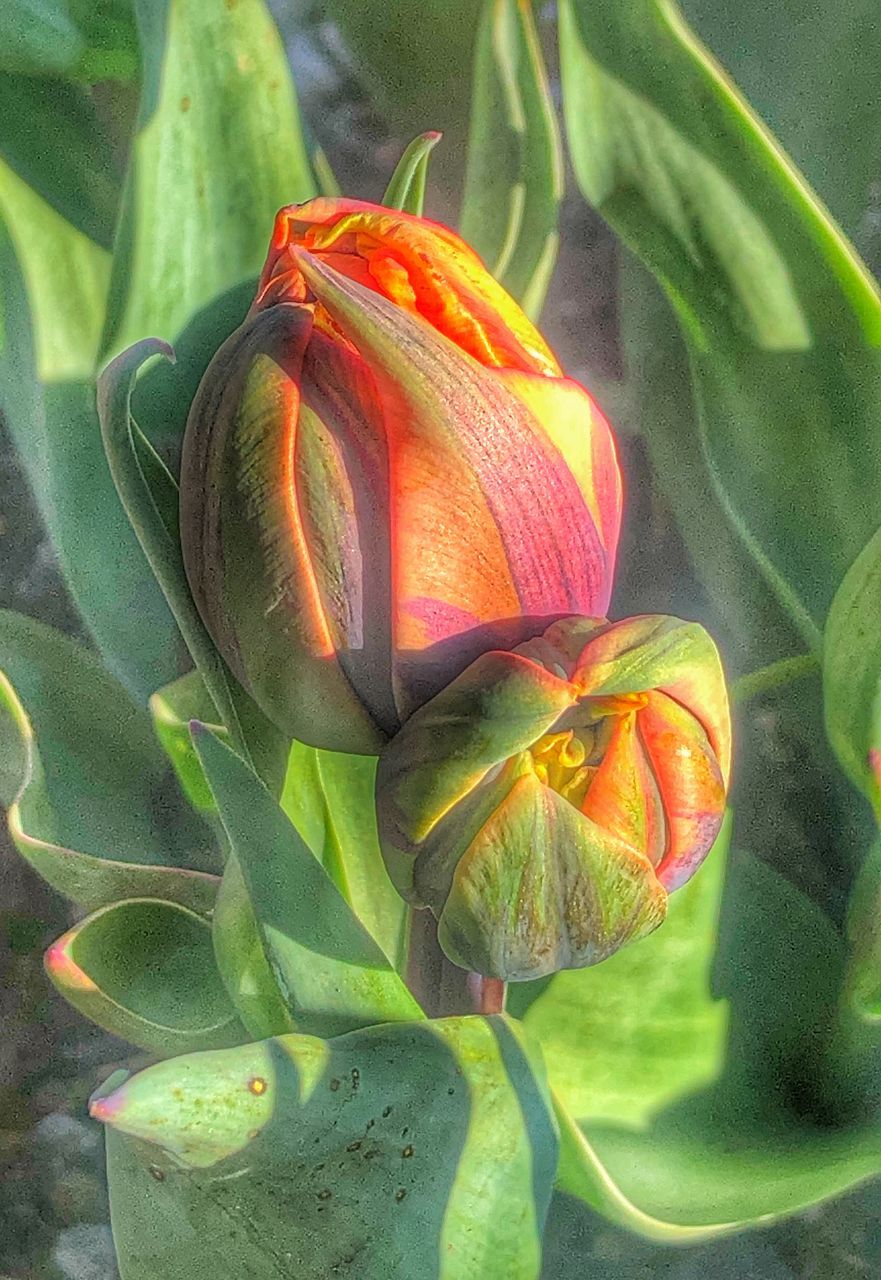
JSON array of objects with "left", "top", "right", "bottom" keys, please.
[
  {"left": 247, "top": 1077, "right": 268, "bottom": 1095},
  {"left": 149, "top": 1165, "right": 166, "bottom": 1182},
  {"left": 180, "top": 96, "right": 191, "bottom": 112}
]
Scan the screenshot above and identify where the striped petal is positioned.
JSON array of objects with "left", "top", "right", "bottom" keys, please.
[
  {"left": 637, "top": 691, "right": 727, "bottom": 892},
  {"left": 293, "top": 252, "right": 619, "bottom": 719},
  {"left": 438, "top": 772, "right": 667, "bottom": 980},
  {"left": 257, "top": 197, "right": 561, "bottom": 376},
  {"left": 574, "top": 615, "right": 731, "bottom": 782},
  {"left": 180, "top": 303, "right": 385, "bottom": 753}
]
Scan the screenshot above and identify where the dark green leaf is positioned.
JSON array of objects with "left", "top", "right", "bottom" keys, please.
[
  {"left": 97, "top": 338, "right": 289, "bottom": 792},
  {"left": 0, "top": 74, "right": 124, "bottom": 248},
  {"left": 97, "top": 1015, "right": 557, "bottom": 1279},
  {"left": 0, "top": 610, "right": 217, "bottom": 913},
  {"left": 193, "top": 726, "right": 422, "bottom": 1036},
  {"left": 382, "top": 131, "right": 442, "bottom": 216},
  {"left": 559, "top": 0, "right": 881, "bottom": 640},
  {"left": 460, "top": 0, "right": 563, "bottom": 318},
  {"left": 824, "top": 524, "right": 881, "bottom": 818},
  {"left": 0, "top": 0, "right": 138, "bottom": 80},
  {"left": 547, "top": 848, "right": 881, "bottom": 1233},
  {"left": 150, "top": 671, "right": 225, "bottom": 813},
  {"left": 0, "top": 185, "right": 181, "bottom": 697},
  {"left": 102, "top": 0, "right": 315, "bottom": 357},
  {"left": 282, "top": 742, "right": 409, "bottom": 969},
  {"left": 46, "top": 898, "right": 243, "bottom": 1053}
]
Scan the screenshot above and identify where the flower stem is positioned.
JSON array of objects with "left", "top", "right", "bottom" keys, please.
[
  {"left": 731, "top": 653, "right": 820, "bottom": 705},
  {"left": 467, "top": 975, "right": 507, "bottom": 1015}
]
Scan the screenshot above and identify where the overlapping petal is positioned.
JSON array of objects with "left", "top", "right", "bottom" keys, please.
[
  {"left": 375, "top": 613, "right": 730, "bottom": 979},
  {"left": 182, "top": 201, "right": 622, "bottom": 750}
]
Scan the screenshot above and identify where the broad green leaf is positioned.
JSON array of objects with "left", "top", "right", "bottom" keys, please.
[
  {"left": 824, "top": 524, "right": 881, "bottom": 818},
  {"left": 616, "top": 256, "right": 811, "bottom": 672},
  {"left": 546, "top": 848, "right": 881, "bottom": 1234},
  {"left": 0, "top": 610, "right": 217, "bottom": 912},
  {"left": 460, "top": 0, "right": 563, "bottom": 318},
  {"left": 193, "top": 726, "right": 422, "bottom": 1036},
  {"left": 97, "top": 338, "right": 289, "bottom": 793},
  {"left": 382, "top": 131, "right": 442, "bottom": 216},
  {"left": 844, "top": 839, "right": 881, "bottom": 1026},
  {"left": 282, "top": 742, "right": 409, "bottom": 969},
  {"left": 102, "top": 0, "right": 315, "bottom": 357},
  {"left": 0, "top": 179, "right": 181, "bottom": 697},
  {"left": 512, "top": 818, "right": 729, "bottom": 1128},
  {"left": 45, "top": 898, "right": 243, "bottom": 1054},
  {"left": 559, "top": 0, "right": 881, "bottom": 641},
  {"left": 681, "top": 0, "right": 881, "bottom": 253},
  {"left": 151, "top": 671, "right": 224, "bottom": 813},
  {"left": 211, "top": 853, "right": 297, "bottom": 1041},
  {"left": 0, "top": 0, "right": 138, "bottom": 80},
  {"left": 0, "top": 74, "right": 123, "bottom": 248},
  {"left": 95, "top": 1016, "right": 557, "bottom": 1280}
]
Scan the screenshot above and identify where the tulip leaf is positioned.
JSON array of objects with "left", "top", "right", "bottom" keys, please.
[
  {"left": 0, "top": 73, "right": 123, "bottom": 248},
  {"left": 45, "top": 898, "right": 244, "bottom": 1054},
  {"left": 102, "top": 0, "right": 315, "bottom": 358},
  {"left": 97, "top": 338, "right": 289, "bottom": 795},
  {"left": 151, "top": 671, "right": 225, "bottom": 814},
  {"left": 559, "top": 0, "right": 881, "bottom": 643},
  {"left": 460, "top": 0, "right": 563, "bottom": 319},
  {"left": 382, "top": 131, "right": 442, "bottom": 216},
  {"left": 211, "top": 854, "right": 298, "bottom": 1042},
  {"left": 0, "top": 0, "right": 138, "bottom": 80},
  {"left": 0, "top": 183, "right": 181, "bottom": 698},
  {"left": 96, "top": 1016, "right": 557, "bottom": 1280},
  {"left": 823, "top": 523, "right": 881, "bottom": 820},
  {"left": 681, "top": 0, "right": 881, "bottom": 256},
  {"left": 282, "top": 742, "right": 409, "bottom": 970},
  {"left": 0, "top": 609, "right": 218, "bottom": 913},
  {"left": 192, "top": 725, "right": 423, "bottom": 1036},
  {"left": 539, "top": 845, "right": 881, "bottom": 1234}
]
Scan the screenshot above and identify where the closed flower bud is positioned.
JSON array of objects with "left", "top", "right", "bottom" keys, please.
[
  {"left": 376, "top": 614, "right": 731, "bottom": 980},
  {"left": 181, "top": 199, "right": 621, "bottom": 752}
]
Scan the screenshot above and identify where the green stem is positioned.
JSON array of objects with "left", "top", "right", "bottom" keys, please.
[{"left": 731, "top": 653, "right": 820, "bottom": 705}]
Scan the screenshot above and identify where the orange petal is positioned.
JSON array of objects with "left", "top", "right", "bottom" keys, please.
[
  {"left": 257, "top": 197, "right": 561, "bottom": 376},
  {"left": 637, "top": 692, "right": 726, "bottom": 891}
]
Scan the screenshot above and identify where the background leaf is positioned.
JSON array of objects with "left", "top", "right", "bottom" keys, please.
[
  {"left": 544, "top": 848, "right": 881, "bottom": 1233},
  {"left": 0, "top": 179, "right": 182, "bottom": 697},
  {"left": 559, "top": 0, "right": 881, "bottom": 644},
  {"left": 823, "top": 524, "right": 881, "bottom": 818},
  {"left": 102, "top": 0, "right": 316, "bottom": 357},
  {"left": 98, "top": 1016, "right": 557, "bottom": 1280},
  {"left": 45, "top": 897, "right": 243, "bottom": 1053},
  {"left": 460, "top": 0, "right": 563, "bottom": 318},
  {"left": 0, "top": 609, "right": 216, "bottom": 911}
]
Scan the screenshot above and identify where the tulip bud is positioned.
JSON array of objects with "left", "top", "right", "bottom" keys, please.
[
  {"left": 180, "top": 199, "right": 621, "bottom": 753},
  {"left": 376, "top": 615, "right": 731, "bottom": 980}
]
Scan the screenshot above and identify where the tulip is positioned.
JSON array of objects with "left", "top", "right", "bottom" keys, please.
[
  {"left": 181, "top": 199, "right": 621, "bottom": 753},
  {"left": 375, "top": 614, "right": 731, "bottom": 980}
]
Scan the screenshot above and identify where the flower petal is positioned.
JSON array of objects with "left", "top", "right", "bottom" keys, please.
[
  {"left": 438, "top": 772, "right": 667, "bottom": 980},
  {"left": 637, "top": 692, "right": 726, "bottom": 891},
  {"left": 180, "top": 303, "right": 384, "bottom": 752},
  {"left": 258, "top": 197, "right": 561, "bottom": 375},
  {"left": 293, "top": 251, "right": 618, "bottom": 717}
]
